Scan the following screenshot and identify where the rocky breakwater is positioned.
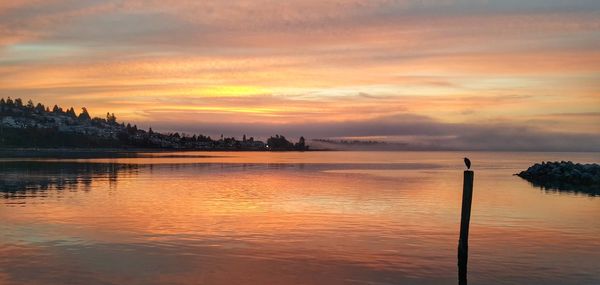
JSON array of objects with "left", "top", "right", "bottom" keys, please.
[{"left": 517, "top": 161, "right": 600, "bottom": 195}]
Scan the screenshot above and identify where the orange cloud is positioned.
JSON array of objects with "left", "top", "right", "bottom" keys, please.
[{"left": 0, "top": 1, "right": 598, "bottom": 148}]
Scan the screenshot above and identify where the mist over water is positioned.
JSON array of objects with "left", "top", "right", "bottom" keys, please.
[{"left": 1, "top": 151, "right": 599, "bottom": 285}]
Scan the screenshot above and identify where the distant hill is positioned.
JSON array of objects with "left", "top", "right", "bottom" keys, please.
[{"left": 0, "top": 97, "right": 308, "bottom": 150}]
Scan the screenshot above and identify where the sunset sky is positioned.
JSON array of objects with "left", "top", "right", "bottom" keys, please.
[{"left": 1, "top": 0, "right": 599, "bottom": 150}]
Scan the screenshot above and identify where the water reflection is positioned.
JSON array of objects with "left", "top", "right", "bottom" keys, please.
[
  {"left": 0, "top": 161, "right": 138, "bottom": 200},
  {"left": 1, "top": 152, "right": 599, "bottom": 285},
  {"left": 0, "top": 161, "right": 440, "bottom": 201},
  {"left": 519, "top": 177, "right": 600, "bottom": 197}
]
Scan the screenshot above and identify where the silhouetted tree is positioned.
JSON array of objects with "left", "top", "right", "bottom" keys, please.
[
  {"left": 126, "top": 123, "right": 133, "bottom": 134},
  {"left": 267, "top": 134, "right": 294, "bottom": 150},
  {"left": 66, "top": 107, "right": 77, "bottom": 118},
  {"left": 106, "top": 112, "right": 117, "bottom": 124},
  {"left": 79, "top": 107, "right": 91, "bottom": 120},
  {"left": 295, "top": 136, "right": 307, "bottom": 150},
  {"left": 35, "top": 103, "right": 45, "bottom": 113}
]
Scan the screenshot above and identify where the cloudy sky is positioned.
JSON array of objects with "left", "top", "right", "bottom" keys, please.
[{"left": 0, "top": 0, "right": 599, "bottom": 150}]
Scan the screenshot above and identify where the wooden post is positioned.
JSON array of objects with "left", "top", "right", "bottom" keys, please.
[{"left": 458, "top": 170, "right": 474, "bottom": 285}]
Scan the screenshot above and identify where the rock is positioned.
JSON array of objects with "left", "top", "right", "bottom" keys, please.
[{"left": 516, "top": 161, "right": 600, "bottom": 196}]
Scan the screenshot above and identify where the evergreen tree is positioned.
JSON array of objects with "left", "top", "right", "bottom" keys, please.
[
  {"left": 295, "top": 136, "right": 307, "bottom": 150},
  {"left": 35, "top": 103, "right": 45, "bottom": 113},
  {"left": 14, "top": 98, "right": 23, "bottom": 108},
  {"left": 106, "top": 112, "right": 117, "bottom": 124},
  {"left": 66, "top": 107, "right": 77, "bottom": 118},
  {"left": 79, "top": 107, "right": 91, "bottom": 120}
]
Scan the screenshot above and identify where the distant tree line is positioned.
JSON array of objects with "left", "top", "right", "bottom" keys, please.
[
  {"left": 267, "top": 134, "right": 307, "bottom": 151},
  {"left": 0, "top": 97, "right": 309, "bottom": 150},
  {"left": 0, "top": 97, "right": 117, "bottom": 125}
]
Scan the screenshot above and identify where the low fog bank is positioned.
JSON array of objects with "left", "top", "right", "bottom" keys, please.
[{"left": 145, "top": 114, "right": 600, "bottom": 152}]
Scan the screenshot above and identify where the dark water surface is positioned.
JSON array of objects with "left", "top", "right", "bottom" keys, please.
[{"left": 1, "top": 151, "right": 599, "bottom": 285}]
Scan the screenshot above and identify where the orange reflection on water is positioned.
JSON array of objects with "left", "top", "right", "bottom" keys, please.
[{"left": 1, "top": 152, "right": 599, "bottom": 285}]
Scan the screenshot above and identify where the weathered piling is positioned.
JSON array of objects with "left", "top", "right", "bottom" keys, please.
[{"left": 458, "top": 170, "right": 474, "bottom": 285}]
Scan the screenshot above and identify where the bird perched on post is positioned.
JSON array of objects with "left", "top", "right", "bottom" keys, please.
[{"left": 464, "top": 157, "right": 471, "bottom": 170}]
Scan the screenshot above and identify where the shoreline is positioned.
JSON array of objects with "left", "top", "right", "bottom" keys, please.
[
  {"left": 0, "top": 148, "right": 330, "bottom": 159},
  {"left": 1, "top": 148, "right": 598, "bottom": 159}
]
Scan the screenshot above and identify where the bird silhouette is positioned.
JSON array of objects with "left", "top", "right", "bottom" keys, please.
[{"left": 464, "top": 157, "right": 471, "bottom": 170}]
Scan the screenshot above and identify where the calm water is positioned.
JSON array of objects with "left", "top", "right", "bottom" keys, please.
[{"left": 1, "top": 151, "right": 599, "bottom": 285}]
